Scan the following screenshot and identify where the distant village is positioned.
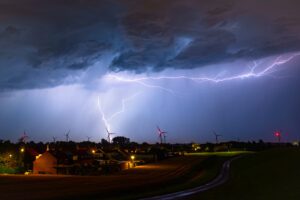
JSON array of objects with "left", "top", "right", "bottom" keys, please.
[{"left": 0, "top": 131, "right": 297, "bottom": 175}]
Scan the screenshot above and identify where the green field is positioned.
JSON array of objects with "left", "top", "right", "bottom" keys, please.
[{"left": 186, "top": 148, "right": 300, "bottom": 200}]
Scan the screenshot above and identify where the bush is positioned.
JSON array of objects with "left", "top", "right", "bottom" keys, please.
[{"left": 0, "top": 153, "right": 19, "bottom": 174}]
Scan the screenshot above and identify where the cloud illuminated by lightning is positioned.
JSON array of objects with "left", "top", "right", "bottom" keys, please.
[{"left": 105, "top": 53, "right": 300, "bottom": 90}]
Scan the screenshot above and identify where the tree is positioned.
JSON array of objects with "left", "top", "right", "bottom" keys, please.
[
  {"left": 0, "top": 153, "right": 18, "bottom": 174},
  {"left": 112, "top": 136, "right": 130, "bottom": 146},
  {"left": 101, "top": 138, "right": 109, "bottom": 145}
]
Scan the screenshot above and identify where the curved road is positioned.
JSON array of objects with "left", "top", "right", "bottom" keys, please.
[{"left": 141, "top": 156, "right": 241, "bottom": 200}]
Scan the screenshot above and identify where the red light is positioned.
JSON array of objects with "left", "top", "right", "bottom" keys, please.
[{"left": 275, "top": 132, "right": 281, "bottom": 137}]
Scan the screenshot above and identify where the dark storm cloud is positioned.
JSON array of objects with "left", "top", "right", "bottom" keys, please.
[
  {"left": 111, "top": 0, "right": 300, "bottom": 71},
  {"left": 0, "top": 0, "right": 122, "bottom": 90},
  {"left": 0, "top": 0, "right": 300, "bottom": 89}
]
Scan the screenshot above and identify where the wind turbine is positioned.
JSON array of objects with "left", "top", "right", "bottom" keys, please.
[
  {"left": 65, "top": 130, "right": 70, "bottom": 142},
  {"left": 87, "top": 136, "right": 91, "bottom": 142},
  {"left": 274, "top": 130, "right": 282, "bottom": 143},
  {"left": 213, "top": 131, "right": 222, "bottom": 144},
  {"left": 19, "top": 131, "right": 29, "bottom": 143},
  {"left": 106, "top": 128, "right": 116, "bottom": 143},
  {"left": 163, "top": 133, "right": 167, "bottom": 144},
  {"left": 157, "top": 126, "right": 167, "bottom": 144}
]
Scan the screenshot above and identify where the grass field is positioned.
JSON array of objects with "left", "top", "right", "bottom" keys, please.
[
  {"left": 186, "top": 148, "right": 300, "bottom": 200},
  {"left": 0, "top": 152, "right": 246, "bottom": 200}
]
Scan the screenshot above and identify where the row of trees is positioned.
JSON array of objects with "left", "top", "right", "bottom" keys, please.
[
  {"left": 0, "top": 136, "right": 132, "bottom": 152},
  {"left": 0, "top": 138, "right": 294, "bottom": 152}
]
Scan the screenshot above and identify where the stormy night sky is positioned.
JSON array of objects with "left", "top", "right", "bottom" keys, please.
[{"left": 0, "top": 0, "right": 300, "bottom": 143}]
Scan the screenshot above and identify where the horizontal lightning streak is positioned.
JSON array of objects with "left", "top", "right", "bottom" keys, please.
[
  {"left": 98, "top": 52, "right": 299, "bottom": 139},
  {"left": 105, "top": 75, "right": 175, "bottom": 94},
  {"left": 105, "top": 53, "right": 300, "bottom": 88}
]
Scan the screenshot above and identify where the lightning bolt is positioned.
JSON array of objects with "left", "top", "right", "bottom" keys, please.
[
  {"left": 97, "top": 96, "right": 111, "bottom": 132},
  {"left": 97, "top": 52, "right": 299, "bottom": 139},
  {"left": 105, "top": 75, "right": 175, "bottom": 94},
  {"left": 97, "top": 93, "right": 140, "bottom": 133},
  {"left": 107, "top": 93, "right": 141, "bottom": 121},
  {"left": 105, "top": 53, "right": 300, "bottom": 87}
]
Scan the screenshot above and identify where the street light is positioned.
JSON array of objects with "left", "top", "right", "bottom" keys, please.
[
  {"left": 131, "top": 155, "right": 135, "bottom": 163},
  {"left": 91, "top": 149, "right": 96, "bottom": 154},
  {"left": 9, "top": 154, "right": 13, "bottom": 158},
  {"left": 130, "top": 155, "right": 135, "bottom": 161},
  {"left": 20, "top": 148, "right": 25, "bottom": 153},
  {"left": 130, "top": 155, "right": 135, "bottom": 168}
]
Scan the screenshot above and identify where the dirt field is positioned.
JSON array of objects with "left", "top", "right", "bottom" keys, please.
[{"left": 0, "top": 156, "right": 204, "bottom": 200}]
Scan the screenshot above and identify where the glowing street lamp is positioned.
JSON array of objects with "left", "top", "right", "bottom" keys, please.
[
  {"left": 20, "top": 148, "right": 25, "bottom": 153},
  {"left": 91, "top": 149, "right": 96, "bottom": 154},
  {"left": 130, "top": 155, "right": 135, "bottom": 162},
  {"left": 9, "top": 154, "right": 13, "bottom": 158},
  {"left": 130, "top": 155, "right": 135, "bottom": 168}
]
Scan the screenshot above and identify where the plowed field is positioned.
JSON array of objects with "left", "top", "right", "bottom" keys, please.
[{"left": 0, "top": 156, "right": 204, "bottom": 200}]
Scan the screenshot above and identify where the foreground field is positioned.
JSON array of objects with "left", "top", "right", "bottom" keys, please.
[
  {"left": 0, "top": 151, "right": 251, "bottom": 200},
  {"left": 186, "top": 148, "right": 300, "bottom": 200},
  {"left": 0, "top": 156, "right": 210, "bottom": 200}
]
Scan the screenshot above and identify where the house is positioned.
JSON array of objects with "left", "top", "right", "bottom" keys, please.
[
  {"left": 33, "top": 149, "right": 75, "bottom": 175},
  {"left": 33, "top": 147, "right": 135, "bottom": 175},
  {"left": 101, "top": 149, "right": 133, "bottom": 170},
  {"left": 33, "top": 151, "right": 58, "bottom": 174}
]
